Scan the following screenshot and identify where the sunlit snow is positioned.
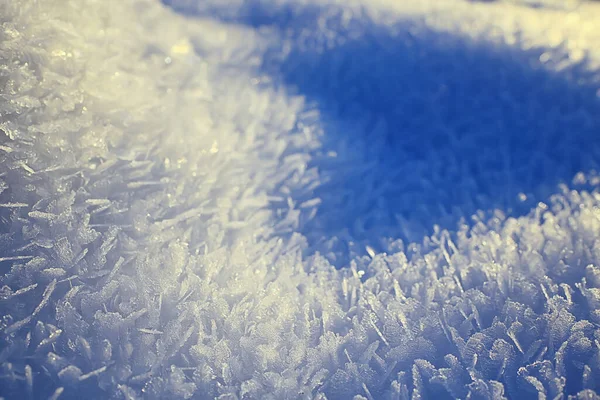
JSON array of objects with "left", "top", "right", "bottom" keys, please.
[{"left": 1, "top": 0, "right": 600, "bottom": 399}]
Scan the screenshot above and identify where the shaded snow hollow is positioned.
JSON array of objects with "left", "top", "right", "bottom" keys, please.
[{"left": 1, "top": 0, "right": 600, "bottom": 399}]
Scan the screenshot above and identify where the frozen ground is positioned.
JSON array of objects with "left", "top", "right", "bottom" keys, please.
[{"left": 1, "top": 0, "right": 600, "bottom": 398}]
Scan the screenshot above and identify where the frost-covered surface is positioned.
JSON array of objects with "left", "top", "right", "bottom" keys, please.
[{"left": 1, "top": 0, "right": 600, "bottom": 399}]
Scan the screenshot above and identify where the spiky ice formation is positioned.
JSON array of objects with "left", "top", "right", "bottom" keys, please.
[{"left": 1, "top": 0, "right": 600, "bottom": 399}]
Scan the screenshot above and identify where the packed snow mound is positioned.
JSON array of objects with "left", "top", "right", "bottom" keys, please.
[{"left": 1, "top": 0, "right": 600, "bottom": 399}]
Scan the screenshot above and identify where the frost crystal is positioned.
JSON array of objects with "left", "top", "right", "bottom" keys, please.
[{"left": 1, "top": 0, "right": 600, "bottom": 399}]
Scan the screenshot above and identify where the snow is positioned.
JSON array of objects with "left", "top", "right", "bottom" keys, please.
[{"left": 1, "top": 0, "right": 600, "bottom": 398}]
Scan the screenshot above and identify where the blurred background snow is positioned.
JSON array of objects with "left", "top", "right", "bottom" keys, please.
[{"left": 1, "top": 0, "right": 600, "bottom": 399}]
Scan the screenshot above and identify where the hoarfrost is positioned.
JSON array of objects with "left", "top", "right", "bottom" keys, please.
[{"left": 1, "top": 0, "right": 600, "bottom": 399}]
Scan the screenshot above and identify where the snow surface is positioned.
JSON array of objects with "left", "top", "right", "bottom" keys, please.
[{"left": 1, "top": 0, "right": 600, "bottom": 398}]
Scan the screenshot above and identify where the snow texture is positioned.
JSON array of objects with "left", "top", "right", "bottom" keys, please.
[{"left": 1, "top": 0, "right": 600, "bottom": 398}]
